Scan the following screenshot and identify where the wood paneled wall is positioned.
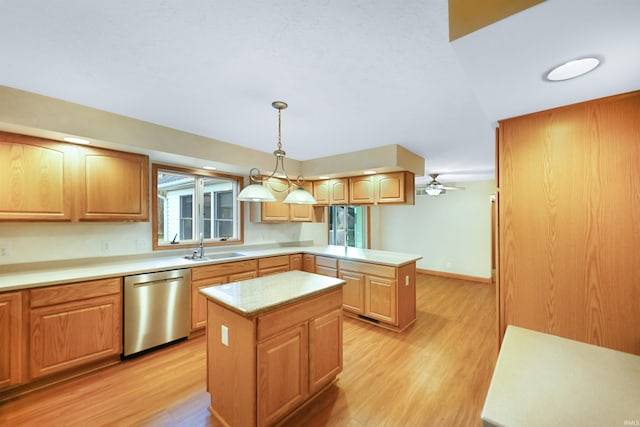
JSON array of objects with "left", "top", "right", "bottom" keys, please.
[{"left": 497, "top": 91, "right": 640, "bottom": 355}]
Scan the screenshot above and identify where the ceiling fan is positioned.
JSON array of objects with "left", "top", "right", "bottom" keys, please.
[{"left": 416, "top": 173, "right": 465, "bottom": 196}]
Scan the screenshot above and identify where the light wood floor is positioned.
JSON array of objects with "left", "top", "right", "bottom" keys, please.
[{"left": 0, "top": 274, "right": 497, "bottom": 427}]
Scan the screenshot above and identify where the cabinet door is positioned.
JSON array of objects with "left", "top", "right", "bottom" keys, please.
[
  {"left": 365, "top": 275, "right": 397, "bottom": 323},
  {"left": 289, "top": 182, "right": 315, "bottom": 222},
  {"left": 257, "top": 324, "right": 308, "bottom": 426},
  {"left": 313, "top": 180, "right": 329, "bottom": 205},
  {"left": 76, "top": 146, "right": 149, "bottom": 221},
  {"left": 30, "top": 294, "right": 122, "bottom": 378},
  {"left": 302, "top": 254, "right": 316, "bottom": 273},
  {"left": 376, "top": 172, "right": 406, "bottom": 204},
  {"left": 339, "top": 271, "right": 365, "bottom": 314},
  {"left": 260, "top": 177, "right": 290, "bottom": 222},
  {"left": 0, "top": 133, "right": 73, "bottom": 221},
  {"left": 192, "top": 276, "right": 228, "bottom": 331},
  {"left": 330, "top": 179, "right": 348, "bottom": 204},
  {"left": 289, "top": 254, "right": 303, "bottom": 271},
  {"left": 309, "top": 308, "right": 343, "bottom": 394},
  {"left": 349, "top": 175, "right": 374, "bottom": 204},
  {"left": 0, "top": 291, "right": 24, "bottom": 390}
]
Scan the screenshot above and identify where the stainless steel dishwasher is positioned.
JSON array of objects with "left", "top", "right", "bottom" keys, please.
[{"left": 123, "top": 268, "right": 191, "bottom": 357}]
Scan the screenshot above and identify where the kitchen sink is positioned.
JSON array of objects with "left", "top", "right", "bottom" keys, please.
[
  {"left": 184, "top": 252, "right": 247, "bottom": 261},
  {"left": 207, "top": 252, "right": 247, "bottom": 260}
]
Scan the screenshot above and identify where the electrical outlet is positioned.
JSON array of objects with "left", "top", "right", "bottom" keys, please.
[
  {"left": 101, "top": 240, "right": 112, "bottom": 254},
  {"left": 0, "top": 244, "right": 10, "bottom": 258},
  {"left": 221, "top": 325, "right": 229, "bottom": 346},
  {"left": 405, "top": 275, "right": 410, "bottom": 286}
]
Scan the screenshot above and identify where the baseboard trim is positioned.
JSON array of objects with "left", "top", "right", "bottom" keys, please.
[{"left": 417, "top": 268, "right": 492, "bottom": 284}]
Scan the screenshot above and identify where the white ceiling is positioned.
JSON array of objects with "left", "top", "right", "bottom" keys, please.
[{"left": 1, "top": 1, "right": 638, "bottom": 184}]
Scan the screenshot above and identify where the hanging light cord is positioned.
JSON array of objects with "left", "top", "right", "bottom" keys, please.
[{"left": 248, "top": 101, "right": 305, "bottom": 193}]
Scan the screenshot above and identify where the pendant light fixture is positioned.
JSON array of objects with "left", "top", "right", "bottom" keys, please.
[{"left": 237, "top": 101, "right": 317, "bottom": 204}]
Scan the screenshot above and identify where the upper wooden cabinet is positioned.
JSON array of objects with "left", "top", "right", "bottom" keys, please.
[
  {"left": 313, "top": 178, "right": 348, "bottom": 205},
  {"left": 0, "top": 131, "right": 149, "bottom": 222},
  {"left": 252, "top": 178, "right": 323, "bottom": 223},
  {"left": 75, "top": 146, "right": 149, "bottom": 221},
  {"left": 349, "top": 172, "right": 415, "bottom": 205},
  {"left": 0, "top": 132, "right": 73, "bottom": 221}
]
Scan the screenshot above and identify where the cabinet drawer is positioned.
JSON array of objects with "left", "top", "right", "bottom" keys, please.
[
  {"left": 259, "top": 265, "right": 290, "bottom": 277},
  {"left": 315, "top": 266, "right": 338, "bottom": 278},
  {"left": 191, "top": 260, "right": 257, "bottom": 280},
  {"left": 338, "top": 260, "right": 396, "bottom": 279},
  {"left": 315, "top": 256, "right": 337, "bottom": 269},
  {"left": 257, "top": 288, "right": 342, "bottom": 342},
  {"left": 30, "top": 277, "right": 122, "bottom": 308},
  {"left": 258, "top": 255, "right": 290, "bottom": 269}
]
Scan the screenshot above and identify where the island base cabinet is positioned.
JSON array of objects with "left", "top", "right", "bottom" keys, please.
[
  {"left": 309, "top": 308, "right": 343, "bottom": 394},
  {"left": 205, "top": 287, "right": 343, "bottom": 427},
  {"left": 258, "top": 325, "right": 308, "bottom": 427}
]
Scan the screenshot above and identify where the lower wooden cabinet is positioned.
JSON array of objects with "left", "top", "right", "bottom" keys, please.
[
  {"left": 258, "top": 255, "right": 290, "bottom": 277},
  {"left": 315, "top": 256, "right": 338, "bottom": 278},
  {"left": 29, "top": 278, "right": 122, "bottom": 379},
  {"left": 339, "top": 260, "right": 397, "bottom": 324},
  {"left": 339, "top": 270, "right": 366, "bottom": 315},
  {"left": 0, "top": 291, "right": 25, "bottom": 390},
  {"left": 338, "top": 259, "right": 416, "bottom": 331},
  {"left": 289, "top": 253, "right": 303, "bottom": 271},
  {"left": 191, "top": 260, "right": 258, "bottom": 331},
  {"left": 303, "top": 254, "right": 316, "bottom": 273}
]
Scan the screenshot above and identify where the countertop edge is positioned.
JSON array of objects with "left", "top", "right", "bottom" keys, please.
[
  {"left": 0, "top": 245, "right": 421, "bottom": 292},
  {"left": 200, "top": 279, "right": 345, "bottom": 317}
]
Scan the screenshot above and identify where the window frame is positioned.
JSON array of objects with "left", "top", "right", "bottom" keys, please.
[
  {"left": 152, "top": 164, "right": 244, "bottom": 251},
  {"left": 328, "top": 205, "right": 370, "bottom": 249}
]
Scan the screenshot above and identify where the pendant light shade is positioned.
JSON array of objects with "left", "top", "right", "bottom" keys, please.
[
  {"left": 283, "top": 187, "right": 317, "bottom": 204},
  {"left": 236, "top": 101, "right": 317, "bottom": 204},
  {"left": 237, "top": 183, "right": 277, "bottom": 202}
]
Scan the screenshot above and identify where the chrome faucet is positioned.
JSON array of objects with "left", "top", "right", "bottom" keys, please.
[{"left": 198, "top": 232, "right": 205, "bottom": 259}]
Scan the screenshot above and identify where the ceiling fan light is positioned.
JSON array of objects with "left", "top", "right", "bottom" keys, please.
[
  {"left": 283, "top": 187, "right": 317, "bottom": 204},
  {"left": 237, "top": 183, "right": 277, "bottom": 202},
  {"left": 425, "top": 187, "right": 443, "bottom": 196}
]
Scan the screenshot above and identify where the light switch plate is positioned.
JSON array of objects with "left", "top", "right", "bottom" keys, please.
[{"left": 221, "top": 325, "right": 229, "bottom": 346}]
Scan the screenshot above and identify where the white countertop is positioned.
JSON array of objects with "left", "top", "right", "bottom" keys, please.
[
  {"left": 0, "top": 245, "right": 421, "bottom": 292},
  {"left": 481, "top": 325, "right": 640, "bottom": 427},
  {"left": 199, "top": 270, "right": 345, "bottom": 316}
]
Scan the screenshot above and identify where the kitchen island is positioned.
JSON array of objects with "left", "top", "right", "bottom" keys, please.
[{"left": 199, "top": 270, "right": 345, "bottom": 427}]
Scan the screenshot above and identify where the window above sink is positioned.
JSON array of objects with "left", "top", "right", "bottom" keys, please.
[{"left": 153, "top": 164, "right": 244, "bottom": 251}]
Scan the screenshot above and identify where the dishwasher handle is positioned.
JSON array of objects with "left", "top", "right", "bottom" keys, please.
[{"left": 131, "top": 276, "right": 186, "bottom": 288}]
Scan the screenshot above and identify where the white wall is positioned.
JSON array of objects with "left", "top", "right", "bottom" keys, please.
[
  {"left": 372, "top": 180, "right": 495, "bottom": 279},
  {"left": 0, "top": 207, "right": 328, "bottom": 266}
]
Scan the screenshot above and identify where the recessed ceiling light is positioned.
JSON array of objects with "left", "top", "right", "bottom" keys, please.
[
  {"left": 203, "top": 166, "right": 217, "bottom": 170},
  {"left": 363, "top": 170, "right": 377, "bottom": 175},
  {"left": 63, "top": 136, "right": 90, "bottom": 145},
  {"left": 318, "top": 176, "right": 330, "bottom": 179},
  {"left": 545, "top": 57, "right": 601, "bottom": 82}
]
